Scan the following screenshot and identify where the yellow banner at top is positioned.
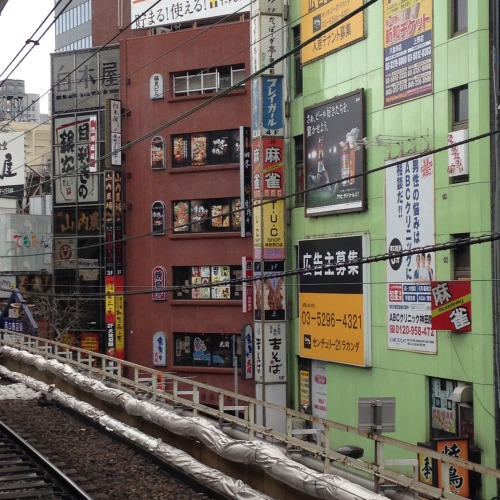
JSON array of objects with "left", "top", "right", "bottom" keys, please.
[{"left": 301, "top": 0, "right": 365, "bottom": 64}]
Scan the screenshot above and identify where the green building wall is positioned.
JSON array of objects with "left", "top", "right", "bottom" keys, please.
[{"left": 287, "top": 1, "right": 496, "bottom": 496}]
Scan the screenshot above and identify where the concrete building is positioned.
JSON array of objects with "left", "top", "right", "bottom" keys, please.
[
  {"left": 54, "top": 0, "right": 92, "bottom": 53},
  {"left": 0, "top": 79, "right": 42, "bottom": 123},
  {"left": 287, "top": 0, "right": 496, "bottom": 498}
]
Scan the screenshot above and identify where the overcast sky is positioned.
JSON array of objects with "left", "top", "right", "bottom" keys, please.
[{"left": 0, "top": 0, "right": 55, "bottom": 114}]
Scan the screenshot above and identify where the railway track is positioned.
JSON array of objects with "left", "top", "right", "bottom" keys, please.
[
  {"left": 0, "top": 377, "right": 221, "bottom": 499},
  {"left": 0, "top": 417, "right": 92, "bottom": 499}
]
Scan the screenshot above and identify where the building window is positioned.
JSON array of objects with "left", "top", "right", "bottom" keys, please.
[
  {"left": 452, "top": 234, "right": 470, "bottom": 280},
  {"left": 173, "top": 65, "right": 245, "bottom": 96},
  {"left": 293, "top": 26, "right": 303, "bottom": 96},
  {"left": 174, "top": 333, "right": 241, "bottom": 368},
  {"left": 430, "top": 378, "right": 458, "bottom": 439},
  {"left": 452, "top": 0, "right": 467, "bottom": 36},
  {"left": 172, "top": 265, "right": 242, "bottom": 300},
  {"left": 452, "top": 85, "right": 468, "bottom": 130},
  {"left": 172, "top": 198, "right": 242, "bottom": 233},
  {"left": 172, "top": 130, "right": 240, "bottom": 168},
  {"left": 294, "top": 135, "right": 304, "bottom": 206}
]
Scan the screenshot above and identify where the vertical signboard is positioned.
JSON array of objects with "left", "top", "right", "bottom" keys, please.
[
  {"left": 447, "top": 129, "right": 468, "bottom": 177},
  {"left": 108, "top": 99, "right": 122, "bottom": 167},
  {"left": 436, "top": 438, "right": 469, "bottom": 498},
  {"left": 241, "top": 324, "right": 254, "bottom": 379},
  {"left": 261, "top": 137, "right": 285, "bottom": 198},
  {"left": 152, "top": 266, "right": 168, "bottom": 301},
  {"left": 54, "top": 115, "right": 99, "bottom": 204},
  {"left": 150, "top": 74, "right": 165, "bottom": 100},
  {"left": 153, "top": 331, "right": 167, "bottom": 366},
  {"left": 383, "top": 0, "right": 433, "bottom": 107},
  {"left": 254, "top": 321, "right": 286, "bottom": 383},
  {"left": 299, "top": 234, "right": 371, "bottom": 367},
  {"left": 239, "top": 127, "right": 252, "bottom": 237},
  {"left": 254, "top": 260, "right": 285, "bottom": 321},
  {"left": 104, "top": 171, "right": 115, "bottom": 356},
  {"left": 242, "top": 256, "right": 253, "bottom": 313},
  {"left": 250, "top": 15, "right": 284, "bottom": 76},
  {"left": 0, "top": 131, "right": 24, "bottom": 199},
  {"left": 311, "top": 359, "right": 327, "bottom": 444},
  {"left": 304, "top": 90, "right": 366, "bottom": 215},
  {"left": 386, "top": 155, "right": 436, "bottom": 353},
  {"left": 301, "top": 0, "right": 364, "bottom": 64}
]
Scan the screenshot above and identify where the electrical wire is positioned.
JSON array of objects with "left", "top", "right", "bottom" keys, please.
[{"left": 0, "top": 0, "right": 70, "bottom": 85}]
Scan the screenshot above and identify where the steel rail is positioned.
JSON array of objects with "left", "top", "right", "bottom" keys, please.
[{"left": 0, "top": 417, "right": 93, "bottom": 500}]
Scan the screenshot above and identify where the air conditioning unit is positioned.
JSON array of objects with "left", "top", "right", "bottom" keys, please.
[{"left": 149, "top": 27, "right": 171, "bottom": 35}]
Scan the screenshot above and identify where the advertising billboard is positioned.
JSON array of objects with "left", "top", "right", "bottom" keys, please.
[
  {"left": 131, "top": 0, "right": 250, "bottom": 30},
  {"left": 304, "top": 90, "right": 366, "bottom": 216},
  {"left": 0, "top": 214, "right": 52, "bottom": 273},
  {"left": 54, "top": 114, "right": 99, "bottom": 205},
  {"left": 431, "top": 280, "right": 472, "bottom": 333},
  {"left": 301, "top": 0, "right": 365, "bottom": 64},
  {"left": 386, "top": 155, "right": 436, "bottom": 353},
  {"left": 0, "top": 131, "right": 25, "bottom": 200},
  {"left": 51, "top": 47, "right": 119, "bottom": 114},
  {"left": 298, "top": 234, "right": 371, "bottom": 367},
  {"left": 383, "top": 0, "right": 433, "bottom": 107}
]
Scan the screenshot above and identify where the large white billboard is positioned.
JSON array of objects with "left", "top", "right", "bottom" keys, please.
[
  {"left": 386, "top": 156, "right": 436, "bottom": 353},
  {"left": 0, "top": 131, "right": 25, "bottom": 200},
  {"left": 0, "top": 214, "right": 52, "bottom": 273},
  {"left": 131, "top": 0, "right": 250, "bottom": 30}
]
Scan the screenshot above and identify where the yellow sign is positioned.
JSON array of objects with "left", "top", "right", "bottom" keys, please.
[
  {"left": 299, "top": 369, "right": 310, "bottom": 408},
  {"left": 253, "top": 200, "right": 285, "bottom": 260},
  {"left": 300, "top": 292, "right": 365, "bottom": 365},
  {"left": 263, "top": 199, "right": 285, "bottom": 259},
  {"left": 301, "top": 0, "right": 365, "bottom": 64}
]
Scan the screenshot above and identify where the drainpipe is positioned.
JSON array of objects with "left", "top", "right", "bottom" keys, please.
[{"left": 490, "top": 0, "right": 500, "bottom": 486}]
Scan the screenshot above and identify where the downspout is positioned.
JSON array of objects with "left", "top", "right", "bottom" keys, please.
[{"left": 490, "top": 0, "right": 500, "bottom": 485}]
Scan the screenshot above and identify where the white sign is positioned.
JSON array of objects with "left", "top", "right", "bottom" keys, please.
[
  {"left": 311, "top": 360, "right": 327, "bottom": 445},
  {"left": 153, "top": 331, "right": 167, "bottom": 366},
  {"left": 386, "top": 156, "right": 436, "bottom": 353},
  {"left": 254, "top": 321, "right": 286, "bottom": 383},
  {"left": 131, "top": 0, "right": 250, "bottom": 30},
  {"left": 54, "top": 115, "right": 99, "bottom": 204},
  {"left": 0, "top": 214, "right": 52, "bottom": 273},
  {"left": 150, "top": 74, "right": 165, "bottom": 100},
  {"left": 250, "top": 15, "right": 284, "bottom": 76},
  {"left": 109, "top": 99, "right": 122, "bottom": 167},
  {"left": 448, "top": 129, "right": 468, "bottom": 177},
  {"left": 0, "top": 131, "right": 25, "bottom": 198}
]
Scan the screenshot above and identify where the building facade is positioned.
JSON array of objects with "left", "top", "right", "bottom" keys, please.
[
  {"left": 49, "top": 1, "right": 255, "bottom": 398},
  {"left": 118, "top": 16, "right": 254, "bottom": 398},
  {"left": 287, "top": 0, "right": 496, "bottom": 498}
]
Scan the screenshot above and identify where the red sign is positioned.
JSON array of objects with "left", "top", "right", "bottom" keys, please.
[
  {"left": 431, "top": 281, "right": 472, "bottom": 332},
  {"left": 261, "top": 137, "right": 284, "bottom": 198}
]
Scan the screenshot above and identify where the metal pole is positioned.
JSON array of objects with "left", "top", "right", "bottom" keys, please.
[{"left": 233, "top": 335, "right": 239, "bottom": 414}]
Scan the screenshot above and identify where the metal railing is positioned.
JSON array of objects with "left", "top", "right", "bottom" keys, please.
[{"left": 1, "top": 331, "right": 499, "bottom": 499}]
